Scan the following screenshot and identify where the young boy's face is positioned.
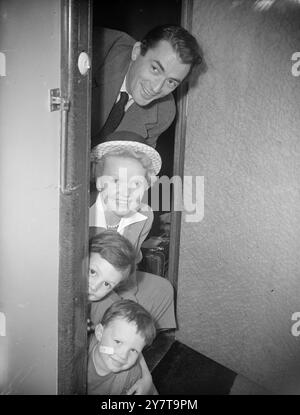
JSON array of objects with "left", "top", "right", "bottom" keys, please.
[
  {"left": 95, "top": 317, "right": 145, "bottom": 375},
  {"left": 97, "top": 155, "right": 148, "bottom": 218},
  {"left": 88, "top": 252, "right": 125, "bottom": 301}
]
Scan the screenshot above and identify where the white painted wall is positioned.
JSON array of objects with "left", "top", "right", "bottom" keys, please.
[
  {"left": 177, "top": 0, "right": 300, "bottom": 393},
  {"left": 0, "top": 0, "right": 61, "bottom": 394}
]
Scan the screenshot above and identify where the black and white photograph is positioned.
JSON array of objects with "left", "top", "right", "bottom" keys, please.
[{"left": 0, "top": 0, "right": 300, "bottom": 401}]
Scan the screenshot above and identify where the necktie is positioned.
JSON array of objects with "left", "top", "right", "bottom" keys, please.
[{"left": 92, "top": 91, "right": 129, "bottom": 148}]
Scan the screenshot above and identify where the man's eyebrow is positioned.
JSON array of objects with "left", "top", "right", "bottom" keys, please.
[
  {"left": 153, "top": 59, "right": 165, "bottom": 72},
  {"left": 153, "top": 60, "right": 180, "bottom": 83}
]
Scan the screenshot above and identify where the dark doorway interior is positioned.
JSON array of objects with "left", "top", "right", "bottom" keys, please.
[
  {"left": 152, "top": 341, "right": 237, "bottom": 395},
  {"left": 91, "top": 1, "right": 182, "bottom": 375},
  {"left": 93, "top": 0, "right": 182, "bottom": 235},
  {"left": 93, "top": 0, "right": 181, "bottom": 39}
]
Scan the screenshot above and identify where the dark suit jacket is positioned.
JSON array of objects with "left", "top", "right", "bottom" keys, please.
[{"left": 91, "top": 27, "right": 176, "bottom": 148}]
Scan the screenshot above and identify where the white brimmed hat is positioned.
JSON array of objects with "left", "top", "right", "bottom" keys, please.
[{"left": 91, "top": 131, "right": 162, "bottom": 175}]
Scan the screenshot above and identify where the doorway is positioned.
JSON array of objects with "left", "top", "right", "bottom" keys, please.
[{"left": 92, "top": 0, "right": 182, "bottom": 273}]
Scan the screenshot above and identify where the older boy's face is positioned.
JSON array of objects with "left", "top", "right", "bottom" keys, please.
[
  {"left": 126, "top": 40, "right": 191, "bottom": 106},
  {"left": 88, "top": 253, "right": 125, "bottom": 301},
  {"left": 97, "top": 155, "right": 148, "bottom": 217},
  {"left": 96, "top": 317, "right": 145, "bottom": 374}
]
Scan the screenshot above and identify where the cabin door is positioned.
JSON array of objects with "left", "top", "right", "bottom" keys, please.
[{"left": 0, "top": 0, "right": 92, "bottom": 394}]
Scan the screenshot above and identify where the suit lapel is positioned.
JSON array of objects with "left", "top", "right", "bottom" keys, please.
[
  {"left": 97, "top": 52, "right": 131, "bottom": 128},
  {"left": 118, "top": 101, "right": 158, "bottom": 137},
  {"left": 94, "top": 45, "right": 160, "bottom": 138}
]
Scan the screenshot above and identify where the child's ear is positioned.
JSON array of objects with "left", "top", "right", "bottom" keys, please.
[
  {"left": 95, "top": 323, "right": 104, "bottom": 341},
  {"left": 131, "top": 42, "right": 142, "bottom": 61}
]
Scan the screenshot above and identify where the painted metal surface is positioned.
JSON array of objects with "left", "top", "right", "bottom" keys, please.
[
  {"left": 0, "top": 0, "right": 91, "bottom": 394},
  {"left": 0, "top": 0, "right": 61, "bottom": 394},
  {"left": 177, "top": 0, "right": 300, "bottom": 393}
]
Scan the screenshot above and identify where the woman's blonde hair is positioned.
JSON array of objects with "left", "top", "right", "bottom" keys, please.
[{"left": 93, "top": 148, "right": 158, "bottom": 187}]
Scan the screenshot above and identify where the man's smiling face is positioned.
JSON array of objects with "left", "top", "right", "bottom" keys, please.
[{"left": 126, "top": 39, "right": 191, "bottom": 106}]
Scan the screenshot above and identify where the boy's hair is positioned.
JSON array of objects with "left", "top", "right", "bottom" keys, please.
[
  {"left": 102, "top": 299, "right": 156, "bottom": 347},
  {"left": 94, "top": 148, "right": 157, "bottom": 187},
  {"left": 89, "top": 231, "right": 136, "bottom": 279},
  {"left": 140, "top": 24, "right": 203, "bottom": 76}
]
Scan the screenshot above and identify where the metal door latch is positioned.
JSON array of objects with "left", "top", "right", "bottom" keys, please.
[
  {"left": 49, "top": 88, "right": 80, "bottom": 194},
  {"left": 49, "top": 88, "right": 70, "bottom": 112},
  {"left": 87, "top": 318, "right": 95, "bottom": 334}
]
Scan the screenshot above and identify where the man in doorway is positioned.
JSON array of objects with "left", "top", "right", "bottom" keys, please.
[{"left": 91, "top": 24, "right": 204, "bottom": 148}]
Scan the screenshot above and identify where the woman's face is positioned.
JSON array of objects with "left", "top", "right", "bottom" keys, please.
[{"left": 97, "top": 155, "right": 148, "bottom": 217}]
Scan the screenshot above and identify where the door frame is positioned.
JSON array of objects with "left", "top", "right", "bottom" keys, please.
[
  {"left": 58, "top": 0, "right": 92, "bottom": 395},
  {"left": 168, "top": 0, "right": 193, "bottom": 295},
  {"left": 56, "top": 0, "right": 192, "bottom": 393}
]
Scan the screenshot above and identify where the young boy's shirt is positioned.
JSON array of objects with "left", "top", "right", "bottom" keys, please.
[{"left": 90, "top": 291, "right": 120, "bottom": 327}]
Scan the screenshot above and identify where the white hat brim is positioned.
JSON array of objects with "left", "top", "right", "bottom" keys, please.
[{"left": 91, "top": 140, "right": 162, "bottom": 175}]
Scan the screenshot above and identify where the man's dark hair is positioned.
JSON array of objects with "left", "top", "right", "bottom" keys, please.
[
  {"left": 140, "top": 24, "right": 203, "bottom": 75},
  {"left": 102, "top": 299, "right": 157, "bottom": 346}
]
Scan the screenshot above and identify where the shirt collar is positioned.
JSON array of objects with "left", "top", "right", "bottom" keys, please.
[
  {"left": 119, "top": 76, "right": 134, "bottom": 111},
  {"left": 89, "top": 193, "right": 148, "bottom": 234}
]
